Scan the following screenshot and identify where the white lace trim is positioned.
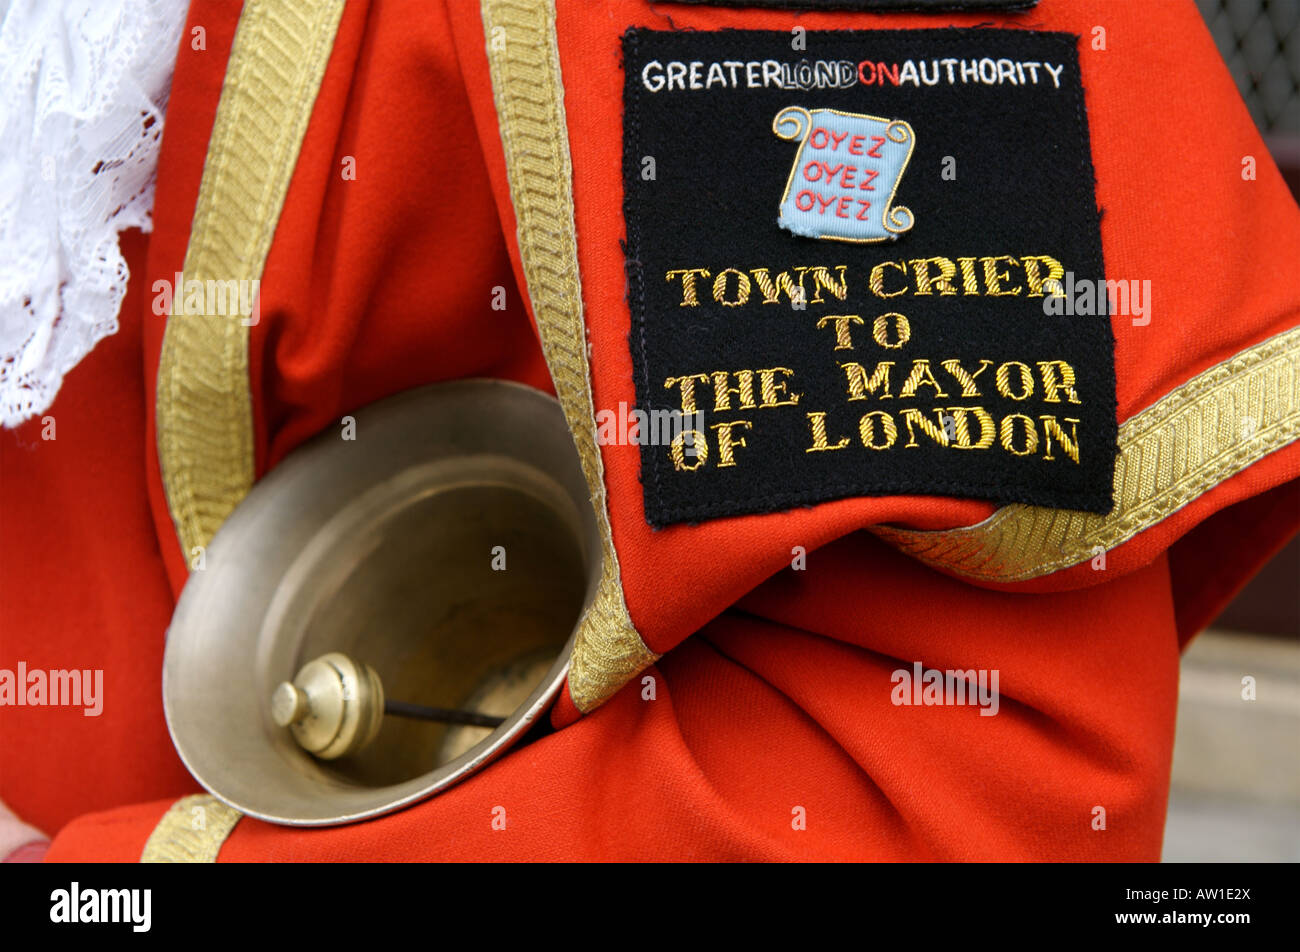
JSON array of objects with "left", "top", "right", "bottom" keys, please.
[{"left": 0, "top": 0, "right": 187, "bottom": 427}]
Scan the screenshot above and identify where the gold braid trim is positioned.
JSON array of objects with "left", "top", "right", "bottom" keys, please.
[
  {"left": 156, "top": 0, "right": 345, "bottom": 559},
  {"left": 148, "top": 0, "right": 344, "bottom": 860},
  {"left": 482, "top": 0, "right": 657, "bottom": 712},
  {"left": 872, "top": 326, "right": 1300, "bottom": 581},
  {"left": 141, "top": 794, "right": 242, "bottom": 863}
]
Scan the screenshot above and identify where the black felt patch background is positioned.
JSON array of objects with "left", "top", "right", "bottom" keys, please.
[{"left": 621, "top": 28, "right": 1115, "bottom": 527}]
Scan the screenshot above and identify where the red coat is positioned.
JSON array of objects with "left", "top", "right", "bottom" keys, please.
[{"left": 3, "top": 0, "right": 1297, "bottom": 861}]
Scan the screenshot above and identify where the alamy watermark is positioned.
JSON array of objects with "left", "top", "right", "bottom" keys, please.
[
  {"left": 50, "top": 883, "right": 150, "bottom": 932},
  {"left": 1042, "top": 271, "right": 1151, "bottom": 326},
  {"left": 152, "top": 271, "right": 260, "bottom": 326},
  {"left": 0, "top": 662, "right": 103, "bottom": 716},
  {"left": 891, "top": 661, "right": 999, "bottom": 716},
  {"left": 595, "top": 402, "right": 704, "bottom": 449}
]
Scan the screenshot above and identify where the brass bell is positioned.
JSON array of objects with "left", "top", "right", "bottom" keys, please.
[{"left": 162, "top": 380, "right": 600, "bottom": 826}]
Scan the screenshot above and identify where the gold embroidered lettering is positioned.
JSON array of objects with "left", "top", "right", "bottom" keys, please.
[
  {"left": 710, "top": 420, "right": 752, "bottom": 467},
  {"left": 710, "top": 370, "right": 757, "bottom": 412},
  {"left": 980, "top": 255, "right": 1022, "bottom": 296},
  {"left": 665, "top": 268, "right": 711, "bottom": 306},
  {"left": 910, "top": 257, "right": 958, "bottom": 296},
  {"left": 712, "top": 268, "right": 751, "bottom": 307},
  {"left": 941, "top": 358, "right": 993, "bottom": 397},
  {"left": 1040, "top": 415, "right": 1081, "bottom": 462},
  {"left": 858, "top": 411, "right": 897, "bottom": 450},
  {"left": 872, "top": 312, "right": 911, "bottom": 349},
  {"left": 995, "top": 361, "right": 1034, "bottom": 400},
  {"left": 901, "top": 407, "right": 951, "bottom": 447},
  {"left": 869, "top": 260, "right": 908, "bottom": 298},
  {"left": 841, "top": 361, "right": 894, "bottom": 400},
  {"left": 805, "top": 411, "right": 849, "bottom": 452},
  {"left": 1038, "top": 360, "right": 1081, "bottom": 404},
  {"left": 749, "top": 268, "right": 804, "bottom": 305},
  {"left": 900, "top": 359, "right": 948, "bottom": 398},
  {"left": 816, "top": 314, "right": 864, "bottom": 350},
  {"left": 757, "top": 367, "right": 800, "bottom": 407},
  {"left": 999, "top": 413, "right": 1038, "bottom": 455},
  {"left": 803, "top": 265, "right": 849, "bottom": 303},
  {"left": 664, "top": 373, "right": 711, "bottom": 414},
  {"left": 948, "top": 406, "right": 996, "bottom": 449},
  {"left": 669, "top": 430, "right": 708, "bottom": 471},
  {"left": 956, "top": 257, "right": 980, "bottom": 295},
  {"left": 1021, "top": 255, "right": 1065, "bottom": 298}
]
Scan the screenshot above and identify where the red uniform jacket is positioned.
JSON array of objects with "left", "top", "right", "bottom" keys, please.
[{"left": 2, "top": 0, "right": 1298, "bottom": 861}]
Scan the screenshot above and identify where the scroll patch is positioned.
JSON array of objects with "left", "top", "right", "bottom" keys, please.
[
  {"left": 621, "top": 28, "right": 1116, "bottom": 527},
  {"left": 773, "top": 107, "right": 915, "bottom": 241}
]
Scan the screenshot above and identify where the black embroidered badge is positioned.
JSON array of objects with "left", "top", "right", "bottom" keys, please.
[{"left": 621, "top": 28, "right": 1116, "bottom": 527}]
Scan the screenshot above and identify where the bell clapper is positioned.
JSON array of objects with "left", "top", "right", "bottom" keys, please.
[
  {"left": 272, "top": 652, "right": 504, "bottom": 760},
  {"left": 382, "top": 699, "right": 505, "bottom": 729}
]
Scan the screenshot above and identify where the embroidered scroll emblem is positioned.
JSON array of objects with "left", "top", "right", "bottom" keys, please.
[{"left": 773, "top": 106, "right": 915, "bottom": 243}]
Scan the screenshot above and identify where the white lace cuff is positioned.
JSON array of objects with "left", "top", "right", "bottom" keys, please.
[{"left": 0, "top": 0, "right": 188, "bottom": 427}]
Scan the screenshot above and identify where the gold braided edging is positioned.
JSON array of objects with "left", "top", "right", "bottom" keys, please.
[
  {"left": 482, "top": 0, "right": 657, "bottom": 712},
  {"left": 873, "top": 326, "right": 1300, "bottom": 581},
  {"left": 156, "top": 0, "right": 345, "bottom": 560},
  {"left": 148, "top": 0, "right": 345, "bottom": 860},
  {"left": 141, "top": 794, "right": 243, "bottom": 863}
]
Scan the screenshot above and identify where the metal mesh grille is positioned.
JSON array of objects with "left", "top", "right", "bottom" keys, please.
[{"left": 1197, "top": 0, "right": 1300, "bottom": 132}]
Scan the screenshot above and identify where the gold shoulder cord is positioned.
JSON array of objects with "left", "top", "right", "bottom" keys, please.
[
  {"left": 481, "top": 0, "right": 658, "bottom": 713},
  {"left": 873, "top": 326, "right": 1300, "bottom": 581},
  {"left": 141, "top": 794, "right": 242, "bottom": 863},
  {"left": 147, "top": 0, "right": 345, "bottom": 862},
  {"left": 156, "top": 0, "right": 344, "bottom": 561}
]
